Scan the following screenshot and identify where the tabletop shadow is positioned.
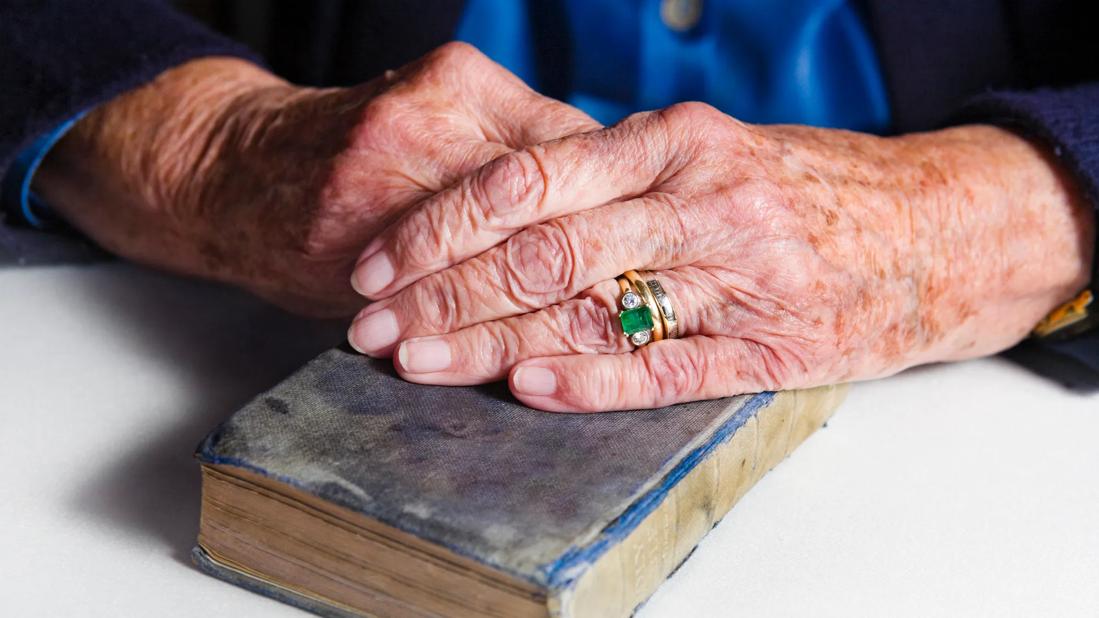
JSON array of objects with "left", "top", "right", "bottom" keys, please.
[{"left": 66, "top": 263, "right": 346, "bottom": 566}]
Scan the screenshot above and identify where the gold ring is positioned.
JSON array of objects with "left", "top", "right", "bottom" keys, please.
[
  {"left": 623, "top": 270, "right": 665, "bottom": 343},
  {"left": 615, "top": 274, "right": 657, "bottom": 346},
  {"left": 644, "top": 276, "right": 679, "bottom": 339}
]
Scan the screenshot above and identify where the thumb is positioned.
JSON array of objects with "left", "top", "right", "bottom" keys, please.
[{"left": 508, "top": 338, "right": 785, "bottom": 412}]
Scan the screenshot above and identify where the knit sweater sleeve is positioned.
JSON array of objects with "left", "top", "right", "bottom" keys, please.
[{"left": 0, "top": 0, "right": 260, "bottom": 265}]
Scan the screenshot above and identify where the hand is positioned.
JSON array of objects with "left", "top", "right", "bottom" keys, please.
[
  {"left": 347, "top": 102, "right": 1095, "bottom": 411},
  {"left": 34, "top": 43, "right": 598, "bottom": 316}
]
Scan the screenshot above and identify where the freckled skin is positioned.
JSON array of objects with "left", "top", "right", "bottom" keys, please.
[
  {"left": 356, "top": 103, "right": 1094, "bottom": 410},
  {"left": 33, "top": 48, "right": 599, "bottom": 317},
  {"left": 29, "top": 49, "right": 1095, "bottom": 410}
]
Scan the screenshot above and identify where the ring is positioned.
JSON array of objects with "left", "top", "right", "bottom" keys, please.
[
  {"left": 623, "top": 271, "right": 665, "bottom": 343},
  {"left": 615, "top": 275, "right": 655, "bottom": 346},
  {"left": 616, "top": 270, "right": 665, "bottom": 347},
  {"left": 645, "top": 277, "right": 680, "bottom": 339}
]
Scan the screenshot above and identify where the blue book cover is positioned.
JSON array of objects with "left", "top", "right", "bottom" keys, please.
[{"left": 194, "top": 347, "right": 845, "bottom": 617}]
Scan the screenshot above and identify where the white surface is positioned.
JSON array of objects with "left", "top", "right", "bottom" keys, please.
[{"left": 2, "top": 263, "right": 1097, "bottom": 617}]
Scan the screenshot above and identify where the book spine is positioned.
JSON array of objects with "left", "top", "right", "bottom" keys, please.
[{"left": 552, "top": 385, "right": 847, "bottom": 618}]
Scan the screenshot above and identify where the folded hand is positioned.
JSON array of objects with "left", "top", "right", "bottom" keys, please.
[
  {"left": 38, "top": 43, "right": 597, "bottom": 316},
  {"left": 349, "top": 103, "right": 1092, "bottom": 411}
]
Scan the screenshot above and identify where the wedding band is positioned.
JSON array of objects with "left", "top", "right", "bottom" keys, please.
[
  {"left": 616, "top": 275, "right": 658, "bottom": 347},
  {"left": 645, "top": 277, "right": 679, "bottom": 339}
]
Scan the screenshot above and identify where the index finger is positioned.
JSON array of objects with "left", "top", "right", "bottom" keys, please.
[{"left": 351, "top": 108, "right": 683, "bottom": 299}]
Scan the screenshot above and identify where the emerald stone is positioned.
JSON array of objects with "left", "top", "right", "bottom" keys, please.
[{"left": 619, "top": 307, "right": 653, "bottom": 335}]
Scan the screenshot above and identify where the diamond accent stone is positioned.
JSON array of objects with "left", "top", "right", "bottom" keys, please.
[
  {"left": 630, "top": 330, "right": 652, "bottom": 346},
  {"left": 621, "top": 291, "right": 642, "bottom": 310}
]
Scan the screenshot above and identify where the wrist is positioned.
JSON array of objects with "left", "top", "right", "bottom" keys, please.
[
  {"left": 33, "top": 57, "right": 289, "bottom": 265},
  {"left": 900, "top": 125, "right": 1095, "bottom": 363}
]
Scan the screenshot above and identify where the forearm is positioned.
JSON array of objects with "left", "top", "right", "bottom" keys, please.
[{"left": 33, "top": 58, "right": 288, "bottom": 278}]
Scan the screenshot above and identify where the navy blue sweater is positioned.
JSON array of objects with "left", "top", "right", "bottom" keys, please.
[{"left": 1, "top": 0, "right": 1097, "bottom": 387}]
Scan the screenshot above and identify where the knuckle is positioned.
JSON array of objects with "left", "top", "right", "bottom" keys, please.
[
  {"left": 473, "top": 149, "right": 547, "bottom": 224},
  {"left": 607, "top": 108, "right": 689, "bottom": 179},
  {"left": 656, "top": 102, "right": 741, "bottom": 161},
  {"left": 468, "top": 322, "right": 519, "bottom": 377},
  {"left": 501, "top": 222, "right": 575, "bottom": 302},
  {"left": 554, "top": 296, "right": 622, "bottom": 354},
  {"left": 643, "top": 345, "right": 706, "bottom": 405},
  {"left": 393, "top": 210, "right": 448, "bottom": 272},
  {"left": 431, "top": 41, "right": 484, "bottom": 67},
  {"left": 660, "top": 101, "right": 724, "bottom": 128},
  {"left": 403, "top": 42, "right": 490, "bottom": 99},
  {"left": 407, "top": 274, "right": 464, "bottom": 333}
]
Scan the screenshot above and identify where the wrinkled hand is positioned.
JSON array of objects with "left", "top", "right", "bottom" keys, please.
[
  {"left": 348, "top": 103, "right": 1094, "bottom": 411},
  {"left": 36, "top": 44, "right": 598, "bottom": 316}
]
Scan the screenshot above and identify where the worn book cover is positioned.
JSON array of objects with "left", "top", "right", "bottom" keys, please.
[{"left": 193, "top": 347, "right": 846, "bottom": 617}]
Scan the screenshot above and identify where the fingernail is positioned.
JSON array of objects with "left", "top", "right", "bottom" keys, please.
[
  {"left": 353, "top": 251, "right": 394, "bottom": 296},
  {"left": 348, "top": 309, "right": 399, "bottom": 354},
  {"left": 398, "top": 337, "right": 452, "bottom": 374},
  {"left": 513, "top": 366, "right": 557, "bottom": 396}
]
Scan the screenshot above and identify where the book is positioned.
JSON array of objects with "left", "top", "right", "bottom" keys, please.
[{"left": 193, "top": 346, "right": 847, "bottom": 617}]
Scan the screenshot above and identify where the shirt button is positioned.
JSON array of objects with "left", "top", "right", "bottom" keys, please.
[{"left": 661, "top": 0, "right": 704, "bottom": 32}]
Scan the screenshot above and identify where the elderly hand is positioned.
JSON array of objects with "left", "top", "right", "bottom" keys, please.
[
  {"left": 35, "top": 44, "right": 598, "bottom": 316},
  {"left": 348, "top": 102, "right": 1094, "bottom": 411}
]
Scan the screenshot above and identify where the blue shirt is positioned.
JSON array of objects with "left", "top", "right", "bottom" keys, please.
[
  {"left": 1, "top": 111, "right": 86, "bottom": 228},
  {"left": 456, "top": 0, "right": 889, "bottom": 129}
]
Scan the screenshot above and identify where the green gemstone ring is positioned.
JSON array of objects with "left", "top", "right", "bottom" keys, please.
[
  {"left": 616, "top": 271, "right": 667, "bottom": 347},
  {"left": 619, "top": 305, "right": 654, "bottom": 346}
]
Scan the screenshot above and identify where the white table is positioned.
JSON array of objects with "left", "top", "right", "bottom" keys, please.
[{"left": 2, "top": 262, "right": 1097, "bottom": 617}]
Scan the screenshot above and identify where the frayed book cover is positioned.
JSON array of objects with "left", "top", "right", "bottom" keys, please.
[{"left": 194, "top": 347, "right": 845, "bottom": 617}]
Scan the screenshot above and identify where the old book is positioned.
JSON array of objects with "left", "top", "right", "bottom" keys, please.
[{"left": 193, "top": 347, "right": 847, "bottom": 617}]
